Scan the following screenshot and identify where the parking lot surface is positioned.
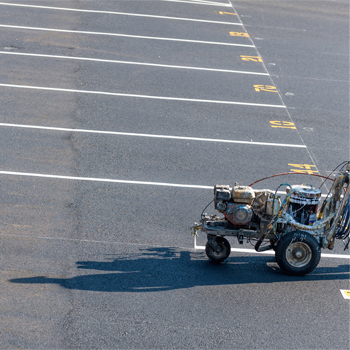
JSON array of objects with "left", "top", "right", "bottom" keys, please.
[{"left": 0, "top": 1, "right": 349, "bottom": 349}]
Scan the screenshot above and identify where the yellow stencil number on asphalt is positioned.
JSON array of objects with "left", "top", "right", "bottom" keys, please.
[
  {"left": 240, "top": 55, "right": 263, "bottom": 62},
  {"left": 270, "top": 121, "right": 296, "bottom": 129},
  {"left": 230, "top": 32, "right": 249, "bottom": 37},
  {"left": 288, "top": 164, "right": 318, "bottom": 174},
  {"left": 219, "top": 12, "right": 237, "bottom": 15},
  {"left": 254, "top": 85, "right": 278, "bottom": 92}
]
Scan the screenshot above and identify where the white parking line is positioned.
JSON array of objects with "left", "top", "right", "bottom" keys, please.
[
  {"left": 0, "top": 2, "right": 238, "bottom": 25},
  {"left": 193, "top": 243, "right": 350, "bottom": 259},
  {"left": 340, "top": 290, "right": 350, "bottom": 299},
  {"left": 0, "top": 24, "right": 254, "bottom": 47},
  {"left": 0, "top": 232, "right": 183, "bottom": 248},
  {"left": 0, "top": 171, "right": 328, "bottom": 198},
  {"left": 0, "top": 170, "right": 213, "bottom": 189},
  {"left": 0, "top": 83, "right": 286, "bottom": 108},
  {"left": 159, "top": 0, "right": 231, "bottom": 6},
  {"left": 1, "top": 232, "right": 347, "bottom": 260},
  {"left": 0, "top": 51, "right": 268, "bottom": 76},
  {"left": 0, "top": 123, "right": 304, "bottom": 148}
]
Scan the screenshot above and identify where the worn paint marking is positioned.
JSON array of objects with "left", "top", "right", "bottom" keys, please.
[
  {"left": 254, "top": 85, "right": 278, "bottom": 92},
  {"left": 340, "top": 290, "right": 350, "bottom": 299},
  {"left": 289, "top": 164, "right": 319, "bottom": 174},
  {"left": 230, "top": 32, "right": 249, "bottom": 37},
  {"left": 241, "top": 55, "right": 263, "bottom": 62},
  {"left": 270, "top": 121, "right": 296, "bottom": 129}
]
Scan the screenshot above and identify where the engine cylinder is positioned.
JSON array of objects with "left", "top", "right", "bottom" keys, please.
[{"left": 225, "top": 203, "right": 253, "bottom": 225}]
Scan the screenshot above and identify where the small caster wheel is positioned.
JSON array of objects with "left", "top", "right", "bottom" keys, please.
[{"left": 205, "top": 236, "right": 231, "bottom": 263}]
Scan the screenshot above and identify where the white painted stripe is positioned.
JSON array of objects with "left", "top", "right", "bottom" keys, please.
[
  {"left": 1, "top": 231, "right": 347, "bottom": 260},
  {"left": 320, "top": 252, "right": 350, "bottom": 259},
  {"left": 0, "top": 232, "right": 183, "bottom": 248},
  {"left": 0, "top": 171, "right": 329, "bottom": 197},
  {"left": 340, "top": 290, "right": 350, "bottom": 299},
  {"left": 0, "top": 51, "right": 268, "bottom": 76},
  {"left": 194, "top": 244, "right": 350, "bottom": 259},
  {"left": 0, "top": 24, "right": 254, "bottom": 47},
  {"left": 159, "top": 0, "right": 231, "bottom": 6},
  {"left": 0, "top": 170, "right": 214, "bottom": 189},
  {"left": 0, "top": 83, "right": 286, "bottom": 108},
  {"left": 0, "top": 123, "right": 305, "bottom": 148},
  {"left": 0, "top": 2, "right": 238, "bottom": 25}
]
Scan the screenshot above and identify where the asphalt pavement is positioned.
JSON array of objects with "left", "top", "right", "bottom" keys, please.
[{"left": 0, "top": 1, "right": 349, "bottom": 349}]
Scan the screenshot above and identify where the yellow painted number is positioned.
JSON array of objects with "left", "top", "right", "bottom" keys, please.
[
  {"left": 219, "top": 11, "right": 237, "bottom": 15},
  {"left": 288, "top": 164, "right": 318, "bottom": 174},
  {"left": 254, "top": 85, "right": 278, "bottom": 92},
  {"left": 270, "top": 121, "right": 296, "bottom": 129},
  {"left": 230, "top": 32, "right": 249, "bottom": 37},
  {"left": 240, "top": 55, "right": 263, "bottom": 63}
]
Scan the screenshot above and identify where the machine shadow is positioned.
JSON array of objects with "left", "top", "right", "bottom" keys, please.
[{"left": 9, "top": 247, "right": 349, "bottom": 292}]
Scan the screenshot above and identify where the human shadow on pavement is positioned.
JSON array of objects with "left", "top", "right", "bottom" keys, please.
[{"left": 9, "top": 247, "right": 350, "bottom": 292}]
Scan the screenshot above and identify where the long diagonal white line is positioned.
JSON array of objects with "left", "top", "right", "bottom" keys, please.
[
  {"left": 0, "top": 171, "right": 214, "bottom": 189},
  {"left": 0, "top": 51, "right": 268, "bottom": 76},
  {"left": 0, "top": 172, "right": 323, "bottom": 196},
  {"left": 158, "top": 0, "right": 231, "bottom": 6},
  {"left": 0, "top": 232, "right": 189, "bottom": 249},
  {"left": 0, "top": 83, "right": 286, "bottom": 108},
  {"left": 0, "top": 24, "right": 254, "bottom": 47},
  {"left": 0, "top": 2, "right": 238, "bottom": 25},
  {"left": 0, "top": 123, "right": 305, "bottom": 148},
  {"left": 0, "top": 171, "right": 329, "bottom": 197}
]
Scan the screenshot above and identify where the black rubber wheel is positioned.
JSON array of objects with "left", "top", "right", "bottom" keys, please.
[
  {"left": 275, "top": 231, "right": 321, "bottom": 276},
  {"left": 205, "top": 237, "right": 231, "bottom": 263},
  {"left": 270, "top": 239, "right": 278, "bottom": 251}
]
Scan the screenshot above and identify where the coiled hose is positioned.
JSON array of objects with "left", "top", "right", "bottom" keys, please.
[{"left": 336, "top": 197, "right": 350, "bottom": 240}]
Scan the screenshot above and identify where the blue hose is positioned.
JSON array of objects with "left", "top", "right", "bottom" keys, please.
[{"left": 336, "top": 197, "right": 350, "bottom": 240}]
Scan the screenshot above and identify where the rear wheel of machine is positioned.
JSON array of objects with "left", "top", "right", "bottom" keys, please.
[
  {"left": 270, "top": 239, "right": 278, "bottom": 251},
  {"left": 275, "top": 231, "right": 321, "bottom": 276},
  {"left": 205, "top": 237, "right": 231, "bottom": 263}
]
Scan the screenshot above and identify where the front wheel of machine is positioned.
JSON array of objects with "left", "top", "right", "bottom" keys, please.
[
  {"left": 205, "top": 237, "right": 231, "bottom": 263},
  {"left": 275, "top": 231, "right": 321, "bottom": 276}
]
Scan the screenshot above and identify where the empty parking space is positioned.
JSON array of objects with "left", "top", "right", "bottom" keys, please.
[
  {"left": 0, "top": 50, "right": 276, "bottom": 97},
  {"left": 0, "top": 5, "right": 245, "bottom": 42},
  {"left": 0, "top": 88, "right": 297, "bottom": 142},
  {"left": 0, "top": 125, "right": 310, "bottom": 183}
]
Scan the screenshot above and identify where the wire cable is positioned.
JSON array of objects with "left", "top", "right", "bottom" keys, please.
[
  {"left": 318, "top": 161, "right": 349, "bottom": 190},
  {"left": 201, "top": 199, "right": 214, "bottom": 219},
  {"left": 335, "top": 195, "right": 350, "bottom": 240}
]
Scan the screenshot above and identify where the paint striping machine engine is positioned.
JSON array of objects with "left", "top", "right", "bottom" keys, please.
[{"left": 191, "top": 161, "right": 350, "bottom": 276}]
